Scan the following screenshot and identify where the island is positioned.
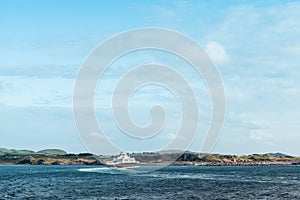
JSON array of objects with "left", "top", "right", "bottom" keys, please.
[
  {"left": 0, "top": 148, "right": 101, "bottom": 165},
  {"left": 1, "top": 148, "right": 300, "bottom": 166}
]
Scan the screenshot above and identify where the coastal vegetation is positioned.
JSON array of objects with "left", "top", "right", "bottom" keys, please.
[
  {"left": 0, "top": 148, "right": 299, "bottom": 166},
  {"left": 0, "top": 148, "right": 100, "bottom": 165}
]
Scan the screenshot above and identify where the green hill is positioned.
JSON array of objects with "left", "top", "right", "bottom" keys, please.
[
  {"left": 0, "top": 148, "right": 36, "bottom": 156},
  {"left": 37, "top": 149, "right": 67, "bottom": 155},
  {"left": 0, "top": 148, "right": 67, "bottom": 156}
]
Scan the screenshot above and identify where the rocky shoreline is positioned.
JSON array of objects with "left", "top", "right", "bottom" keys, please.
[
  {"left": 172, "top": 161, "right": 300, "bottom": 166},
  {"left": 0, "top": 154, "right": 102, "bottom": 165}
]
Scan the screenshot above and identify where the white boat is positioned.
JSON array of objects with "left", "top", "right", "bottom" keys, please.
[{"left": 105, "top": 152, "right": 139, "bottom": 168}]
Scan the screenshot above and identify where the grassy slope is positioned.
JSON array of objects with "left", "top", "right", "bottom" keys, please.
[
  {"left": 0, "top": 148, "right": 36, "bottom": 156},
  {"left": 37, "top": 149, "right": 67, "bottom": 155},
  {"left": 0, "top": 148, "right": 67, "bottom": 156}
]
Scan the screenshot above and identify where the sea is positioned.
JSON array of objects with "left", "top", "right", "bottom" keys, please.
[{"left": 0, "top": 165, "right": 299, "bottom": 199}]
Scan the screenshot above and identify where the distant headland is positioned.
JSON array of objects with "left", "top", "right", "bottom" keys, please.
[{"left": 1, "top": 148, "right": 300, "bottom": 166}]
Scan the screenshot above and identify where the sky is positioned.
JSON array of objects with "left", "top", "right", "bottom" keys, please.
[{"left": 0, "top": 0, "right": 300, "bottom": 155}]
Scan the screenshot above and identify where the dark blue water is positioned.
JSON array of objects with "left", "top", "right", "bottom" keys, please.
[{"left": 0, "top": 165, "right": 299, "bottom": 199}]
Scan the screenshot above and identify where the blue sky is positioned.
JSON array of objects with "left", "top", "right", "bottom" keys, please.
[{"left": 1, "top": 0, "right": 300, "bottom": 155}]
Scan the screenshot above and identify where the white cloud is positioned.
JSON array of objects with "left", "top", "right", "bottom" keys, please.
[
  {"left": 0, "top": 76, "right": 73, "bottom": 108},
  {"left": 205, "top": 41, "right": 229, "bottom": 64},
  {"left": 249, "top": 130, "right": 276, "bottom": 146},
  {"left": 90, "top": 131, "right": 105, "bottom": 140}
]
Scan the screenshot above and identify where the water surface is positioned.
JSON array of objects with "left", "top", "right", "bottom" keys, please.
[{"left": 0, "top": 165, "right": 299, "bottom": 199}]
